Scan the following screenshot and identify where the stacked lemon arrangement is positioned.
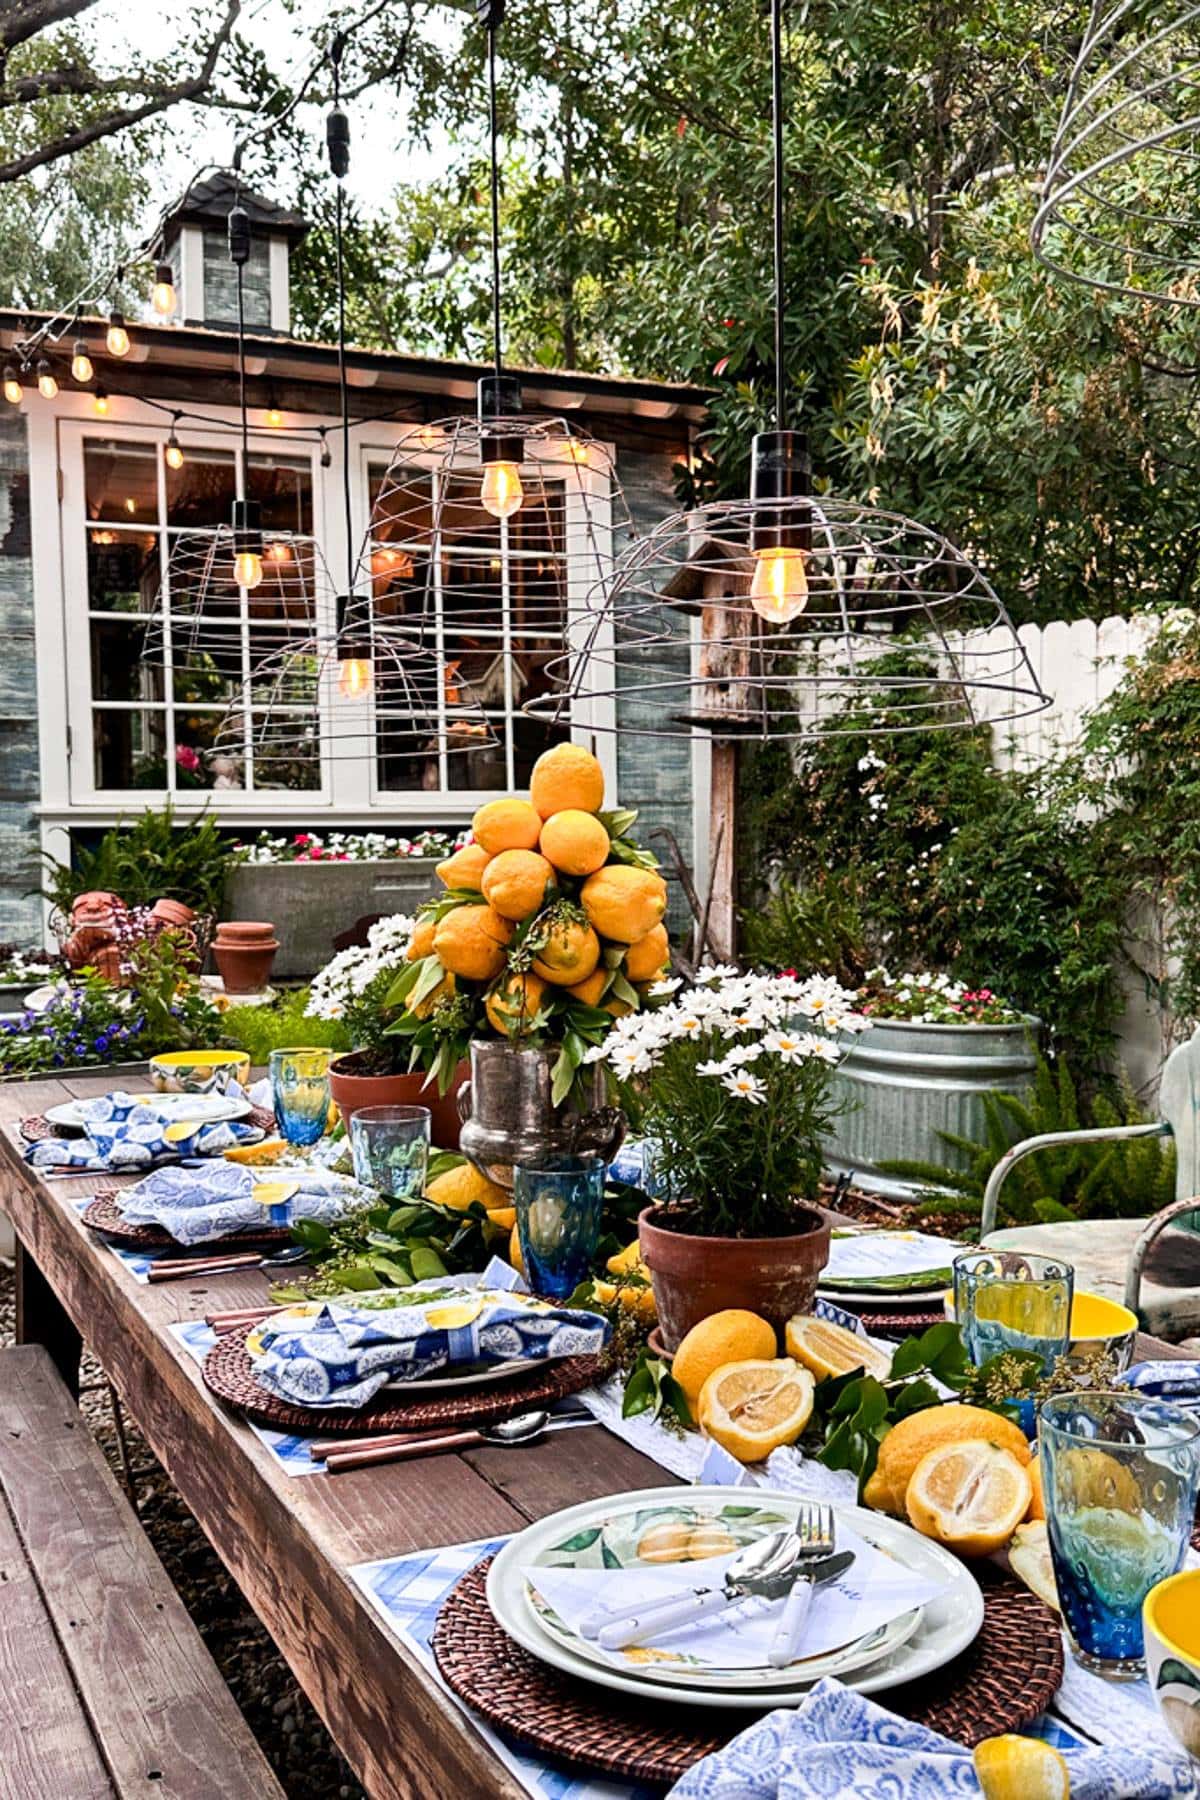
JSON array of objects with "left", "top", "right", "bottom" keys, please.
[{"left": 387, "top": 743, "right": 670, "bottom": 1103}]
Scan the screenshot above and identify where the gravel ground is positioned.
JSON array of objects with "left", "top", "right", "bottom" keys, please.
[{"left": 0, "top": 1261, "right": 366, "bottom": 1799}]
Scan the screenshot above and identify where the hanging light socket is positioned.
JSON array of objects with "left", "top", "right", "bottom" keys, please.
[
  {"left": 749, "top": 430, "right": 810, "bottom": 553},
  {"left": 228, "top": 205, "right": 252, "bottom": 267},
  {"left": 477, "top": 373, "right": 524, "bottom": 469},
  {"left": 326, "top": 106, "right": 351, "bottom": 179}
]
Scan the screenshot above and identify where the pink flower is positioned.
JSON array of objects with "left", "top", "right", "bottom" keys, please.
[
  {"left": 175, "top": 744, "right": 200, "bottom": 773},
  {"left": 293, "top": 833, "right": 312, "bottom": 847}
]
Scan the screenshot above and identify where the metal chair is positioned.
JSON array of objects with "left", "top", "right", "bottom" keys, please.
[{"left": 979, "top": 1025, "right": 1200, "bottom": 1337}]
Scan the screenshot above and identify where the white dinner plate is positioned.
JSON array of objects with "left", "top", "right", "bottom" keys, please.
[
  {"left": 45, "top": 1093, "right": 252, "bottom": 1131},
  {"left": 486, "top": 1485, "right": 984, "bottom": 1710},
  {"left": 817, "top": 1284, "right": 950, "bottom": 1309}
]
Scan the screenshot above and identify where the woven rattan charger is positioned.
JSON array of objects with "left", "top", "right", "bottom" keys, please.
[
  {"left": 80, "top": 1189, "right": 294, "bottom": 1253},
  {"left": 19, "top": 1103, "right": 276, "bottom": 1144},
  {"left": 431, "top": 1557, "right": 1063, "bottom": 1786},
  {"left": 202, "top": 1328, "right": 608, "bottom": 1435}
]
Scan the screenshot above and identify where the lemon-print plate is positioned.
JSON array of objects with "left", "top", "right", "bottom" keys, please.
[{"left": 486, "top": 1486, "right": 983, "bottom": 1709}]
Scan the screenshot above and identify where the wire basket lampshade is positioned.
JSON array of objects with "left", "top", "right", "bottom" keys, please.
[
  {"left": 524, "top": 493, "right": 1050, "bottom": 742},
  {"left": 149, "top": 524, "right": 498, "bottom": 793},
  {"left": 362, "top": 405, "right": 631, "bottom": 787},
  {"left": 1033, "top": 0, "right": 1200, "bottom": 304}
]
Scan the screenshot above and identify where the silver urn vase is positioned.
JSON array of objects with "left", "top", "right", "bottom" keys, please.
[{"left": 457, "top": 1039, "right": 626, "bottom": 1190}]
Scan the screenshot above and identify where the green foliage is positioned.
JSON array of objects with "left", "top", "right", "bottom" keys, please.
[
  {"left": 271, "top": 1197, "right": 495, "bottom": 1301},
  {"left": 741, "top": 873, "right": 870, "bottom": 989},
  {"left": 880, "top": 1055, "right": 1176, "bottom": 1225},
  {"left": 120, "top": 929, "right": 221, "bottom": 1054},
  {"left": 218, "top": 989, "right": 351, "bottom": 1065},
  {"left": 812, "top": 1323, "right": 971, "bottom": 1497},
  {"left": 42, "top": 806, "right": 234, "bottom": 920},
  {"left": 0, "top": 970, "right": 149, "bottom": 1074}
]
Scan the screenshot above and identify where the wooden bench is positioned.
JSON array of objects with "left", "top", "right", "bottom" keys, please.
[{"left": 0, "top": 1344, "right": 283, "bottom": 1798}]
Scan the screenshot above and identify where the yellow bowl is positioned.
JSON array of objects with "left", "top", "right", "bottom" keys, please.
[
  {"left": 1144, "top": 1570, "right": 1200, "bottom": 1757},
  {"left": 148, "top": 1049, "right": 251, "bottom": 1096},
  {"left": 941, "top": 1287, "right": 1138, "bottom": 1371}
]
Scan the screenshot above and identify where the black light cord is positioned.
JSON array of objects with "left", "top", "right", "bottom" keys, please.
[
  {"left": 329, "top": 37, "right": 355, "bottom": 598},
  {"left": 483, "top": 0, "right": 506, "bottom": 381},
  {"left": 770, "top": 0, "right": 786, "bottom": 432}
]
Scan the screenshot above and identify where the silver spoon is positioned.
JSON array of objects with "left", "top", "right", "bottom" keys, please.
[
  {"left": 585, "top": 1527, "right": 811, "bottom": 1646},
  {"left": 323, "top": 1408, "right": 553, "bottom": 1473}
]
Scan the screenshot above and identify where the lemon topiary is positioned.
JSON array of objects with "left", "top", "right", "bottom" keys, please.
[
  {"left": 433, "top": 904, "right": 513, "bottom": 982},
  {"left": 539, "top": 809, "right": 611, "bottom": 877},
  {"left": 565, "top": 967, "right": 609, "bottom": 1007},
  {"left": 481, "top": 848, "right": 556, "bottom": 920},
  {"left": 436, "top": 841, "right": 492, "bottom": 890},
  {"left": 532, "top": 916, "right": 601, "bottom": 986},
  {"left": 472, "top": 797, "right": 543, "bottom": 854},
  {"left": 409, "top": 969, "right": 456, "bottom": 1018},
  {"left": 671, "top": 1309, "right": 778, "bottom": 1413},
  {"left": 485, "top": 970, "right": 548, "bottom": 1035},
  {"left": 405, "top": 916, "right": 437, "bottom": 961},
  {"left": 623, "top": 922, "right": 669, "bottom": 982},
  {"left": 580, "top": 864, "right": 668, "bottom": 943},
  {"left": 530, "top": 742, "right": 605, "bottom": 819}
]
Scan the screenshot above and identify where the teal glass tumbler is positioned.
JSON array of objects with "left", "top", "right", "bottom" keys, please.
[
  {"left": 269, "top": 1047, "right": 332, "bottom": 1147},
  {"left": 1040, "top": 1391, "right": 1200, "bottom": 1678},
  {"left": 954, "top": 1249, "right": 1074, "bottom": 1377},
  {"left": 349, "top": 1105, "right": 431, "bottom": 1201},
  {"left": 514, "top": 1154, "right": 605, "bottom": 1299}
]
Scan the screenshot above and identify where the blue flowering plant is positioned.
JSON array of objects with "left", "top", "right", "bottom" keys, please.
[{"left": 0, "top": 972, "right": 149, "bottom": 1074}]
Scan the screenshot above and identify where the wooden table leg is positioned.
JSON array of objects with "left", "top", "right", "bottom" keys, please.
[{"left": 15, "top": 1242, "right": 81, "bottom": 1400}]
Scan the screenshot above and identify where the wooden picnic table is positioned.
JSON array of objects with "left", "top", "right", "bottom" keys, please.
[{"left": 0, "top": 1071, "right": 1192, "bottom": 1799}]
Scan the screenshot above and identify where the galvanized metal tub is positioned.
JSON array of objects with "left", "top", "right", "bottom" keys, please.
[
  {"left": 222, "top": 859, "right": 439, "bottom": 979},
  {"left": 823, "top": 1017, "right": 1039, "bottom": 1200}
]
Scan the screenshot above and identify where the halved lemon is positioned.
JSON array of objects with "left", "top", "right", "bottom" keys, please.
[
  {"left": 424, "top": 1297, "right": 485, "bottom": 1330},
  {"left": 905, "top": 1439, "right": 1032, "bottom": 1556},
  {"left": 974, "top": 1735, "right": 1069, "bottom": 1800},
  {"left": 697, "top": 1357, "right": 815, "bottom": 1464},
  {"left": 785, "top": 1314, "right": 891, "bottom": 1382}
]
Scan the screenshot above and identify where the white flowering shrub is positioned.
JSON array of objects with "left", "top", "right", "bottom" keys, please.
[
  {"left": 306, "top": 914, "right": 417, "bottom": 1053},
  {"left": 857, "top": 968, "right": 1023, "bottom": 1025},
  {"left": 585, "top": 967, "right": 869, "bottom": 1235}
]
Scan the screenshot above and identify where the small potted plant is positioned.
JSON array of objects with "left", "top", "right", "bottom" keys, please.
[
  {"left": 585, "top": 967, "right": 870, "bottom": 1347},
  {"left": 824, "top": 969, "right": 1038, "bottom": 1199},
  {"left": 306, "top": 914, "right": 467, "bottom": 1144}
]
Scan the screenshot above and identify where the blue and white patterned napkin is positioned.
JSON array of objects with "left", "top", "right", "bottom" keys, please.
[
  {"left": 25, "top": 1088, "right": 264, "bottom": 1172},
  {"left": 115, "top": 1161, "right": 361, "bottom": 1244},
  {"left": 1122, "top": 1362, "right": 1200, "bottom": 1402},
  {"left": 667, "top": 1677, "right": 1194, "bottom": 1799},
  {"left": 248, "top": 1277, "right": 611, "bottom": 1409}
]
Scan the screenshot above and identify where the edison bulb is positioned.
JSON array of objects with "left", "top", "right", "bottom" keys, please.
[
  {"left": 338, "top": 655, "right": 373, "bottom": 699},
  {"left": 265, "top": 407, "right": 283, "bottom": 428},
  {"left": 36, "top": 360, "right": 58, "bottom": 399},
  {"left": 165, "top": 436, "right": 184, "bottom": 471},
  {"left": 71, "top": 342, "right": 94, "bottom": 384},
  {"left": 750, "top": 545, "right": 809, "bottom": 624},
  {"left": 150, "top": 273, "right": 176, "bottom": 318},
  {"left": 106, "top": 314, "right": 130, "bottom": 357},
  {"left": 2, "top": 368, "right": 20, "bottom": 406},
  {"left": 480, "top": 460, "right": 523, "bottom": 520},
  {"left": 235, "top": 550, "right": 264, "bottom": 589},
  {"left": 93, "top": 387, "right": 110, "bottom": 416}
]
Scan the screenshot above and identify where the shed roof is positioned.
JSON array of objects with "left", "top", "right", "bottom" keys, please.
[{"left": 154, "top": 172, "right": 310, "bottom": 248}]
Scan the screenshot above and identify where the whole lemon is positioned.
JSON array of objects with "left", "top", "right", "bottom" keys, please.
[
  {"left": 485, "top": 970, "right": 548, "bottom": 1036},
  {"left": 405, "top": 916, "right": 437, "bottom": 961},
  {"left": 427, "top": 1161, "right": 510, "bottom": 1212},
  {"left": 862, "top": 1402, "right": 1031, "bottom": 1516},
  {"left": 671, "top": 1309, "right": 778, "bottom": 1414},
  {"left": 581, "top": 864, "right": 668, "bottom": 944},
  {"left": 539, "top": 809, "right": 611, "bottom": 877},
  {"left": 481, "top": 849, "right": 556, "bottom": 921},
  {"left": 433, "top": 904, "right": 514, "bottom": 982},
  {"left": 409, "top": 969, "right": 456, "bottom": 1019},
  {"left": 532, "top": 917, "right": 601, "bottom": 986},
  {"left": 566, "top": 968, "right": 609, "bottom": 1007},
  {"left": 436, "top": 842, "right": 492, "bottom": 890},
  {"left": 530, "top": 742, "right": 605, "bottom": 819},
  {"left": 508, "top": 1221, "right": 526, "bottom": 1277},
  {"left": 472, "top": 797, "right": 543, "bottom": 855},
  {"left": 623, "top": 922, "right": 669, "bottom": 982}
]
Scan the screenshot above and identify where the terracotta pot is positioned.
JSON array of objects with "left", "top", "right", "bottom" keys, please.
[
  {"left": 212, "top": 920, "right": 278, "bottom": 994},
  {"left": 63, "top": 924, "right": 115, "bottom": 969},
  {"left": 90, "top": 944, "right": 125, "bottom": 984},
  {"left": 329, "top": 1052, "right": 467, "bottom": 1150},
  {"left": 638, "top": 1202, "right": 831, "bottom": 1351},
  {"left": 150, "top": 897, "right": 197, "bottom": 930}
]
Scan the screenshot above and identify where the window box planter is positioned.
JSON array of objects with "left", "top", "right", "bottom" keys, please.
[
  {"left": 223, "top": 859, "right": 440, "bottom": 980},
  {"left": 823, "top": 1017, "right": 1039, "bottom": 1200}
]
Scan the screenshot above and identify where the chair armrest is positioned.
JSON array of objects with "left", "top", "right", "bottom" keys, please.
[
  {"left": 980, "top": 1122, "right": 1169, "bottom": 1239},
  {"left": 1125, "top": 1196, "right": 1200, "bottom": 1317}
]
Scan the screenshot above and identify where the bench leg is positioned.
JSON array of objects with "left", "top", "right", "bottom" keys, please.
[{"left": 14, "top": 1242, "right": 81, "bottom": 1400}]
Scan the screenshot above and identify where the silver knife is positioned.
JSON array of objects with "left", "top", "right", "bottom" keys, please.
[{"left": 768, "top": 1549, "right": 855, "bottom": 1667}]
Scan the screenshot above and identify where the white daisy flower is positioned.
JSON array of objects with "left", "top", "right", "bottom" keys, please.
[{"left": 721, "top": 1069, "right": 767, "bottom": 1103}]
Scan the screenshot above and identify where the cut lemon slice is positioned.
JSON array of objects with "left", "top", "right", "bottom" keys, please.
[
  {"left": 225, "top": 1138, "right": 291, "bottom": 1165},
  {"left": 974, "top": 1735, "right": 1069, "bottom": 1800},
  {"left": 251, "top": 1181, "right": 300, "bottom": 1209},
  {"left": 1008, "top": 1520, "right": 1059, "bottom": 1610},
  {"left": 905, "top": 1439, "right": 1032, "bottom": 1556},
  {"left": 424, "top": 1297, "right": 485, "bottom": 1330},
  {"left": 697, "top": 1357, "right": 815, "bottom": 1464},
  {"left": 785, "top": 1314, "right": 891, "bottom": 1381}
]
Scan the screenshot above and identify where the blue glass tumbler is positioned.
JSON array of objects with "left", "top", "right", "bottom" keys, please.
[
  {"left": 514, "top": 1153, "right": 605, "bottom": 1299},
  {"left": 269, "top": 1047, "right": 332, "bottom": 1148}
]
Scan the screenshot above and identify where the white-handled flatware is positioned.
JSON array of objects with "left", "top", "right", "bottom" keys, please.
[{"left": 767, "top": 1549, "right": 854, "bottom": 1667}]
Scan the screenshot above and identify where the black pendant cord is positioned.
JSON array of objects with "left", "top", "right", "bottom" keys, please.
[
  {"left": 237, "top": 262, "right": 248, "bottom": 475},
  {"left": 770, "top": 0, "right": 786, "bottom": 433},
  {"left": 330, "top": 40, "right": 355, "bottom": 601},
  {"left": 485, "top": 4, "right": 505, "bottom": 382}
]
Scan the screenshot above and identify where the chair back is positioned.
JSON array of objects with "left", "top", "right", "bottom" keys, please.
[{"left": 1158, "top": 1025, "right": 1200, "bottom": 1204}]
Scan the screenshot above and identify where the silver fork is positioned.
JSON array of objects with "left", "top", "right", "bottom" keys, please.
[{"left": 768, "top": 1502, "right": 836, "bottom": 1668}]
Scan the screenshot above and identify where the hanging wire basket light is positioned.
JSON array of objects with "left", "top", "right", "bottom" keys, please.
[
  {"left": 1032, "top": 0, "right": 1200, "bottom": 305},
  {"left": 523, "top": 491, "right": 1050, "bottom": 741}
]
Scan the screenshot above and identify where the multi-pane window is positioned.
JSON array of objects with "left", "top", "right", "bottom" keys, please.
[
  {"left": 83, "top": 436, "right": 316, "bottom": 793},
  {"left": 366, "top": 459, "right": 571, "bottom": 795}
]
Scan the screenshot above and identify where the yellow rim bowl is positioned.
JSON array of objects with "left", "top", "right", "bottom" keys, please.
[
  {"left": 1145, "top": 1569, "right": 1200, "bottom": 1664},
  {"left": 149, "top": 1050, "right": 251, "bottom": 1093},
  {"left": 941, "top": 1288, "right": 1137, "bottom": 1342}
]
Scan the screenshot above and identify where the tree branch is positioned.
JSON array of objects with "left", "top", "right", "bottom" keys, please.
[{"left": 0, "top": 0, "right": 97, "bottom": 54}]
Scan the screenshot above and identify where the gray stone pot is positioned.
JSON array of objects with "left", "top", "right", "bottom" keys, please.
[
  {"left": 222, "top": 859, "right": 440, "bottom": 979},
  {"left": 823, "top": 1017, "right": 1039, "bottom": 1200}
]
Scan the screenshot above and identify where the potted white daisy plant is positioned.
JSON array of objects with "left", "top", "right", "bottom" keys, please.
[{"left": 586, "top": 967, "right": 870, "bottom": 1347}]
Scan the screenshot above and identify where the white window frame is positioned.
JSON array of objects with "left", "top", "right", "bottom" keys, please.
[{"left": 52, "top": 407, "right": 616, "bottom": 824}]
